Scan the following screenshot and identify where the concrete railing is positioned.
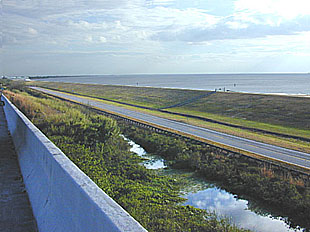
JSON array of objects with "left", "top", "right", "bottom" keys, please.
[{"left": 2, "top": 95, "right": 147, "bottom": 232}]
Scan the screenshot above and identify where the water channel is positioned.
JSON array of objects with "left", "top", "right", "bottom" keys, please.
[{"left": 123, "top": 136, "right": 303, "bottom": 232}]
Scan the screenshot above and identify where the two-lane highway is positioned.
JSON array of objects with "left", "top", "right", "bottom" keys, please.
[{"left": 32, "top": 87, "right": 310, "bottom": 172}]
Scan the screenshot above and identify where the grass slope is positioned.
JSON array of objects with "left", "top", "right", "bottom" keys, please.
[{"left": 30, "top": 81, "right": 310, "bottom": 153}]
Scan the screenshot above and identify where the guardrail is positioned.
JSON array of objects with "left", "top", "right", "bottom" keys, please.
[{"left": 2, "top": 95, "right": 147, "bottom": 232}]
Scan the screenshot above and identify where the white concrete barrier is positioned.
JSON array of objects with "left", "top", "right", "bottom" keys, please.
[{"left": 2, "top": 95, "right": 147, "bottom": 232}]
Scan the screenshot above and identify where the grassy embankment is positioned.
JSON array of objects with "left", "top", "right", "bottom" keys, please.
[
  {"left": 4, "top": 88, "right": 247, "bottom": 232},
  {"left": 5, "top": 82, "right": 310, "bottom": 229},
  {"left": 30, "top": 81, "right": 310, "bottom": 153}
]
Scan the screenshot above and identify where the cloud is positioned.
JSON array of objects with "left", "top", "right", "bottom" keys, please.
[
  {"left": 85, "top": 35, "right": 93, "bottom": 43},
  {"left": 150, "top": 12, "right": 310, "bottom": 43},
  {"left": 2, "top": 0, "right": 310, "bottom": 75},
  {"left": 99, "top": 36, "right": 107, "bottom": 43},
  {"left": 2, "top": 0, "right": 130, "bottom": 46},
  {"left": 145, "top": 0, "right": 175, "bottom": 6},
  {"left": 4, "top": 0, "right": 309, "bottom": 47},
  {"left": 225, "top": 21, "right": 248, "bottom": 29},
  {"left": 28, "top": 28, "right": 38, "bottom": 35},
  {"left": 3, "top": 1, "right": 221, "bottom": 47},
  {"left": 84, "top": 35, "right": 108, "bottom": 44},
  {"left": 234, "top": 0, "right": 310, "bottom": 20}
]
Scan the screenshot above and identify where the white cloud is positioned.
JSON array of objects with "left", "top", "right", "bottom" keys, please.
[
  {"left": 2, "top": 0, "right": 310, "bottom": 75},
  {"left": 145, "top": 0, "right": 175, "bottom": 6},
  {"left": 187, "top": 41, "right": 212, "bottom": 46},
  {"left": 28, "top": 27, "right": 38, "bottom": 35},
  {"left": 4, "top": 0, "right": 308, "bottom": 47},
  {"left": 234, "top": 0, "right": 310, "bottom": 20},
  {"left": 99, "top": 36, "right": 107, "bottom": 43},
  {"left": 85, "top": 35, "right": 93, "bottom": 43},
  {"left": 225, "top": 21, "right": 248, "bottom": 29}
]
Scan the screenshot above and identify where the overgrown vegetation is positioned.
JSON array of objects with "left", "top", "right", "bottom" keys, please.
[
  {"left": 5, "top": 88, "right": 248, "bottom": 232},
  {"left": 121, "top": 124, "right": 310, "bottom": 229}
]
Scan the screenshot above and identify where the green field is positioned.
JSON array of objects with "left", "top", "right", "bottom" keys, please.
[
  {"left": 31, "top": 81, "right": 310, "bottom": 153},
  {"left": 31, "top": 81, "right": 310, "bottom": 129}
]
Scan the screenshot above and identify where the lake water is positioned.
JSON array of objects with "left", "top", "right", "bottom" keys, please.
[
  {"left": 36, "top": 73, "right": 310, "bottom": 95},
  {"left": 125, "top": 136, "right": 303, "bottom": 232}
]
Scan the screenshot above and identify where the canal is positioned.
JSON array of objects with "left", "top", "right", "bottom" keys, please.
[{"left": 123, "top": 136, "right": 304, "bottom": 232}]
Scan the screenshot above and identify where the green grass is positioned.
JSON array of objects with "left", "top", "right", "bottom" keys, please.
[
  {"left": 33, "top": 81, "right": 205, "bottom": 108},
  {"left": 31, "top": 81, "right": 310, "bottom": 131},
  {"left": 182, "top": 91, "right": 310, "bottom": 131},
  {"left": 30, "top": 81, "right": 310, "bottom": 153},
  {"left": 168, "top": 107, "right": 310, "bottom": 139}
]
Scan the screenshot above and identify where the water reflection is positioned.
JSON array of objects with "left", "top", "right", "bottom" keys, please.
[
  {"left": 123, "top": 135, "right": 167, "bottom": 169},
  {"left": 123, "top": 135, "right": 303, "bottom": 231},
  {"left": 142, "top": 156, "right": 167, "bottom": 170},
  {"left": 183, "top": 188, "right": 302, "bottom": 232}
]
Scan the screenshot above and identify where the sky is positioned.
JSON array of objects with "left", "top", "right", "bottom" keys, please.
[{"left": 1, "top": 0, "right": 310, "bottom": 76}]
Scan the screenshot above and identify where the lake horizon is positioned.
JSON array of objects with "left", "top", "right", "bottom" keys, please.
[{"left": 33, "top": 73, "right": 310, "bottom": 95}]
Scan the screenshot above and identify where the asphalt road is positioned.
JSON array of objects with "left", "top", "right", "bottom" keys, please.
[{"left": 32, "top": 87, "right": 310, "bottom": 171}]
